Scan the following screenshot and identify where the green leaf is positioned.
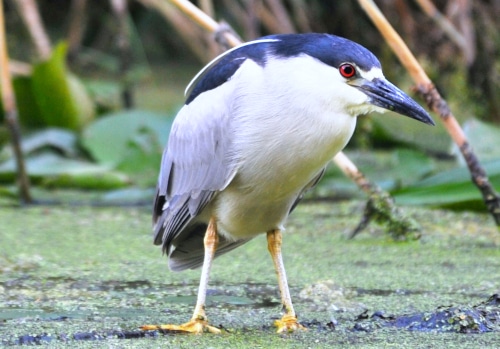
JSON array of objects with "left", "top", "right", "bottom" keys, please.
[
  {"left": 41, "top": 171, "right": 130, "bottom": 190},
  {"left": 389, "top": 148, "right": 435, "bottom": 187},
  {"left": 392, "top": 159, "right": 500, "bottom": 210},
  {"left": 0, "top": 128, "right": 78, "bottom": 161},
  {"left": 81, "top": 109, "right": 172, "bottom": 167},
  {"left": 313, "top": 149, "right": 435, "bottom": 200},
  {"left": 395, "top": 120, "right": 500, "bottom": 209},
  {"left": 83, "top": 79, "right": 122, "bottom": 112},
  {"left": 12, "top": 76, "right": 45, "bottom": 128},
  {"left": 100, "top": 187, "right": 155, "bottom": 204},
  {"left": 370, "top": 112, "right": 449, "bottom": 154},
  {"left": 31, "top": 42, "right": 95, "bottom": 130},
  {"left": 0, "top": 152, "right": 130, "bottom": 190},
  {"left": 451, "top": 118, "right": 500, "bottom": 164},
  {"left": 325, "top": 149, "right": 434, "bottom": 187}
]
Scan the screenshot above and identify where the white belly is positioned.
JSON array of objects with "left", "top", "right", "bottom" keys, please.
[{"left": 211, "top": 111, "right": 356, "bottom": 240}]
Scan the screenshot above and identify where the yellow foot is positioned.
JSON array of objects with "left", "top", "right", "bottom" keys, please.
[
  {"left": 274, "top": 314, "right": 306, "bottom": 333},
  {"left": 141, "top": 318, "right": 221, "bottom": 334}
]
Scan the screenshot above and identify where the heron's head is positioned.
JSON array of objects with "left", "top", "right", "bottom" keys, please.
[
  {"left": 263, "top": 33, "right": 435, "bottom": 125},
  {"left": 185, "top": 33, "right": 434, "bottom": 126}
]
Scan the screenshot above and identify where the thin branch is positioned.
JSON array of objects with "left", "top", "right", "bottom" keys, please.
[
  {"left": 14, "top": 0, "right": 52, "bottom": 60},
  {"left": 288, "top": 0, "right": 312, "bottom": 32},
  {"left": 221, "top": 0, "right": 259, "bottom": 40},
  {"left": 257, "top": 0, "right": 296, "bottom": 34},
  {"left": 9, "top": 59, "right": 32, "bottom": 76},
  {"left": 332, "top": 153, "right": 420, "bottom": 240},
  {"left": 110, "top": 0, "right": 134, "bottom": 108},
  {"left": 199, "top": 0, "right": 222, "bottom": 58},
  {"left": 168, "top": 0, "right": 241, "bottom": 48},
  {"left": 0, "top": 0, "right": 32, "bottom": 203},
  {"left": 199, "top": 0, "right": 215, "bottom": 17},
  {"left": 66, "top": 0, "right": 88, "bottom": 60},
  {"left": 136, "top": 0, "right": 213, "bottom": 62},
  {"left": 358, "top": 0, "right": 500, "bottom": 226},
  {"left": 414, "top": 0, "right": 474, "bottom": 64}
]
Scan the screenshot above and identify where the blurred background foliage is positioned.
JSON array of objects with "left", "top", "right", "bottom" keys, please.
[{"left": 0, "top": 0, "right": 499, "bottom": 210}]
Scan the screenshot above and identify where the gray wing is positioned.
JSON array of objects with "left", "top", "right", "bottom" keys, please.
[
  {"left": 289, "top": 167, "right": 326, "bottom": 213},
  {"left": 154, "top": 39, "right": 286, "bottom": 271},
  {"left": 153, "top": 40, "right": 281, "bottom": 271},
  {"left": 153, "top": 97, "right": 239, "bottom": 263}
]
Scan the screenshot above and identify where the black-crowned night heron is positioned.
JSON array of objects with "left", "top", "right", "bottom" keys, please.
[{"left": 142, "top": 33, "right": 434, "bottom": 334}]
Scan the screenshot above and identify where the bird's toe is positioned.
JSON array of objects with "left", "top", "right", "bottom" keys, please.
[
  {"left": 141, "top": 318, "right": 222, "bottom": 334},
  {"left": 274, "top": 314, "right": 306, "bottom": 333}
]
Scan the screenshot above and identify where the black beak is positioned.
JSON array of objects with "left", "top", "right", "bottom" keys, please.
[{"left": 356, "top": 78, "right": 435, "bottom": 126}]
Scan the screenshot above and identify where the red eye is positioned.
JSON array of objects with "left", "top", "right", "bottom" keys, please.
[{"left": 339, "top": 63, "right": 356, "bottom": 78}]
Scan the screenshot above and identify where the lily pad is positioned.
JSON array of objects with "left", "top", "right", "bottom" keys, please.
[
  {"left": 0, "top": 152, "right": 130, "bottom": 190},
  {"left": 0, "top": 128, "right": 78, "bottom": 162},
  {"left": 81, "top": 109, "right": 172, "bottom": 185}
]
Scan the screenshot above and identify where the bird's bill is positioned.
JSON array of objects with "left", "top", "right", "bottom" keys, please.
[{"left": 356, "top": 78, "right": 435, "bottom": 126}]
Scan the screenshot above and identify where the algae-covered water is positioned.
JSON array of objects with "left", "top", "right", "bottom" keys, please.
[{"left": 0, "top": 201, "right": 499, "bottom": 348}]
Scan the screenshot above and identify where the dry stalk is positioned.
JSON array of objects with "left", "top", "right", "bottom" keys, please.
[
  {"left": 137, "top": 0, "right": 221, "bottom": 62},
  {"left": 0, "top": 0, "right": 32, "bottom": 203},
  {"left": 14, "top": 0, "right": 52, "bottom": 60},
  {"left": 110, "top": 0, "right": 134, "bottom": 108},
  {"left": 288, "top": 0, "right": 312, "bottom": 32},
  {"left": 221, "top": 0, "right": 259, "bottom": 39},
  {"left": 257, "top": 0, "right": 296, "bottom": 34},
  {"left": 169, "top": 0, "right": 241, "bottom": 48},
  {"left": 415, "top": 0, "right": 467, "bottom": 51},
  {"left": 67, "top": 0, "right": 88, "bottom": 60},
  {"left": 358, "top": 0, "right": 500, "bottom": 226},
  {"left": 9, "top": 60, "right": 32, "bottom": 76},
  {"left": 198, "top": 0, "right": 222, "bottom": 58}
]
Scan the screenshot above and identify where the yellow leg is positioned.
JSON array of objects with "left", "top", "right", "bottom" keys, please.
[
  {"left": 141, "top": 217, "right": 221, "bottom": 334},
  {"left": 267, "top": 230, "right": 306, "bottom": 333}
]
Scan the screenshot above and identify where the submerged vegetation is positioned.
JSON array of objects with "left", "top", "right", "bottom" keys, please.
[{"left": 0, "top": 202, "right": 499, "bottom": 347}]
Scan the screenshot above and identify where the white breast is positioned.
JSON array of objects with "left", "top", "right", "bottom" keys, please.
[{"left": 202, "top": 55, "right": 360, "bottom": 240}]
